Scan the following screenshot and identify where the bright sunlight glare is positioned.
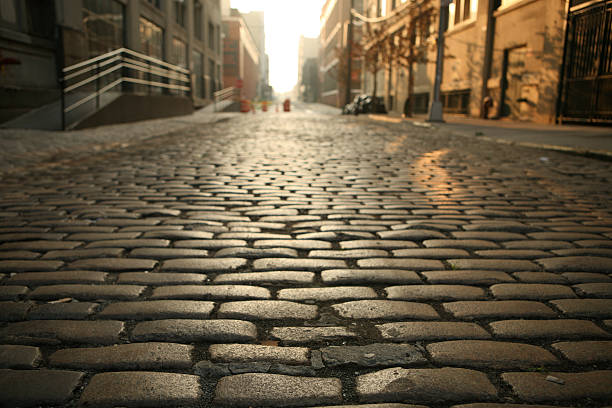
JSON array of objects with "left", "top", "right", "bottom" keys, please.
[{"left": 229, "top": 0, "right": 326, "bottom": 94}]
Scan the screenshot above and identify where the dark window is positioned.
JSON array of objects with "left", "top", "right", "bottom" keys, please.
[
  {"left": 146, "top": 0, "right": 161, "bottom": 9},
  {"left": 174, "top": 0, "right": 186, "bottom": 27},
  {"left": 139, "top": 17, "right": 163, "bottom": 60},
  {"left": 25, "top": 0, "right": 55, "bottom": 38},
  {"left": 413, "top": 92, "right": 430, "bottom": 114},
  {"left": 194, "top": 1, "right": 203, "bottom": 40},
  {"left": 193, "top": 50, "right": 204, "bottom": 98},
  {"left": 442, "top": 89, "right": 471, "bottom": 114},
  {"left": 82, "top": 0, "right": 124, "bottom": 58},
  {"left": 208, "top": 22, "right": 215, "bottom": 50}
]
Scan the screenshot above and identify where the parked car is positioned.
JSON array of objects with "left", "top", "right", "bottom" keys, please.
[{"left": 342, "top": 95, "right": 387, "bottom": 115}]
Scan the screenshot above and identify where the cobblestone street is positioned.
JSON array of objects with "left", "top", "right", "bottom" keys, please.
[{"left": 0, "top": 109, "right": 611, "bottom": 407}]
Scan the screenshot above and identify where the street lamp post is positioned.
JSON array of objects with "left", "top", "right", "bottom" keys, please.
[{"left": 427, "top": 0, "right": 450, "bottom": 122}]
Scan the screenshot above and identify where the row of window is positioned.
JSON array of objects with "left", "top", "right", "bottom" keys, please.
[{"left": 82, "top": 0, "right": 221, "bottom": 99}]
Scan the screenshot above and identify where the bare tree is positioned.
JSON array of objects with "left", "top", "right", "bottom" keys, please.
[{"left": 357, "top": 0, "right": 436, "bottom": 116}]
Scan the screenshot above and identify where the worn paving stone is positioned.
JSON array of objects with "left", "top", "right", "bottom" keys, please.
[
  {"left": 0, "top": 285, "right": 28, "bottom": 300},
  {"left": 79, "top": 371, "right": 202, "bottom": 407},
  {"left": 551, "top": 341, "right": 612, "bottom": 364},
  {"left": 0, "top": 260, "right": 63, "bottom": 272},
  {"left": 85, "top": 239, "right": 170, "bottom": 248},
  {"left": 49, "top": 342, "right": 193, "bottom": 370},
  {"left": 117, "top": 272, "right": 207, "bottom": 285},
  {"left": 332, "top": 300, "right": 439, "bottom": 320},
  {"left": 501, "top": 371, "right": 612, "bottom": 402},
  {"left": 214, "top": 271, "right": 315, "bottom": 284},
  {"left": 512, "top": 272, "right": 567, "bottom": 284},
  {"left": 321, "top": 269, "right": 421, "bottom": 284},
  {"left": 0, "top": 320, "right": 124, "bottom": 345},
  {"left": 270, "top": 326, "right": 358, "bottom": 344},
  {"left": 254, "top": 240, "right": 332, "bottom": 249},
  {"left": 427, "top": 340, "right": 559, "bottom": 369},
  {"left": 549, "top": 298, "right": 612, "bottom": 318},
  {"left": 151, "top": 285, "right": 270, "bottom": 300},
  {"left": 490, "top": 284, "right": 577, "bottom": 300},
  {"left": 423, "top": 239, "right": 499, "bottom": 249},
  {"left": 0, "top": 345, "right": 41, "bottom": 368},
  {"left": 386, "top": 285, "right": 487, "bottom": 301},
  {"left": 28, "top": 302, "right": 98, "bottom": 320},
  {"left": 356, "top": 367, "right": 497, "bottom": 403},
  {"left": 131, "top": 319, "right": 257, "bottom": 343},
  {"left": 443, "top": 300, "right": 557, "bottom": 320},
  {"left": 320, "top": 343, "right": 426, "bottom": 367},
  {"left": 562, "top": 272, "right": 612, "bottom": 283},
  {"left": 99, "top": 300, "right": 215, "bottom": 320},
  {"left": 174, "top": 239, "right": 247, "bottom": 248},
  {"left": 66, "top": 258, "right": 157, "bottom": 271},
  {"left": 129, "top": 248, "right": 209, "bottom": 259},
  {"left": 451, "top": 232, "right": 527, "bottom": 241},
  {"left": 214, "top": 373, "right": 342, "bottom": 407},
  {"left": 209, "top": 344, "right": 310, "bottom": 365},
  {"left": 40, "top": 248, "right": 124, "bottom": 260},
  {"left": 162, "top": 258, "right": 247, "bottom": 272},
  {"left": 29, "top": 284, "right": 146, "bottom": 300},
  {"left": 310, "top": 405, "right": 427, "bottom": 408},
  {"left": 0, "top": 240, "right": 82, "bottom": 251},
  {"left": 392, "top": 248, "right": 470, "bottom": 258},
  {"left": 309, "top": 249, "right": 390, "bottom": 258},
  {"left": 0, "top": 369, "right": 84, "bottom": 407},
  {"left": 143, "top": 230, "right": 214, "bottom": 239},
  {"left": 218, "top": 300, "right": 318, "bottom": 320},
  {"left": 447, "top": 259, "right": 537, "bottom": 272},
  {"left": 6, "top": 271, "right": 108, "bottom": 285},
  {"left": 357, "top": 258, "right": 444, "bottom": 270},
  {"left": 278, "top": 286, "right": 377, "bottom": 301},
  {"left": 377, "top": 322, "right": 491, "bottom": 341},
  {"left": 340, "top": 240, "right": 419, "bottom": 249},
  {"left": 573, "top": 282, "right": 612, "bottom": 297},
  {"left": 489, "top": 319, "right": 611, "bottom": 339},
  {"left": 253, "top": 258, "right": 347, "bottom": 271},
  {"left": 536, "top": 256, "right": 612, "bottom": 272},
  {"left": 423, "top": 270, "right": 515, "bottom": 285},
  {"left": 216, "top": 247, "right": 298, "bottom": 258},
  {"left": 0, "top": 301, "right": 32, "bottom": 321}
]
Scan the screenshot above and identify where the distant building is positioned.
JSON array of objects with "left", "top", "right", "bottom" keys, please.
[
  {"left": 298, "top": 36, "right": 320, "bottom": 102},
  {"left": 319, "top": 0, "right": 364, "bottom": 108},
  {"left": 0, "top": 0, "right": 223, "bottom": 129},
  {"left": 242, "top": 11, "right": 271, "bottom": 100},
  {"left": 359, "top": 0, "right": 610, "bottom": 124},
  {"left": 222, "top": 8, "right": 260, "bottom": 101}
]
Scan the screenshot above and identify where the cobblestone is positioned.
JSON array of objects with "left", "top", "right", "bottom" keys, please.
[
  {"left": 2, "top": 109, "right": 612, "bottom": 407},
  {"left": 79, "top": 371, "right": 202, "bottom": 407},
  {"left": 0, "top": 369, "right": 84, "bottom": 407},
  {"left": 214, "top": 373, "right": 342, "bottom": 407},
  {"left": 356, "top": 367, "right": 497, "bottom": 403},
  {"left": 49, "top": 342, "right": 193, "bottom": 370}
]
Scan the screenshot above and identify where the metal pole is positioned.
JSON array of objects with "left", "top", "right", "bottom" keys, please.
[
  {"left": 427, "top": 0, "right": 449, "bottom": 122},
  {"left": 345, "top": 0, "right": 355, "bottom": 106}
]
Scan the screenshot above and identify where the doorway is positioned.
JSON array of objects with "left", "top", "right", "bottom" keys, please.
[{"left": 501, "top": 46, "right": 528, "bottom": 120}]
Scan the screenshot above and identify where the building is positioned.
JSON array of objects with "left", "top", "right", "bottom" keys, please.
[
  {"left": 359, "top": 0, "right": 611, "bottom": 124},
  {"left": 298, "top": 36, "right": 320, "bottom": 102},
  {"left": 242, "top": 11, "right": 271, "bottom": 100},
  {"left": 0, "top": 0, "right": 223, "bottom": 129},
  {"left": 222, "top": 8, "right": 261, "bottom": 101},
  {"left": 319, "top": 0, "right": 364, "bottom": 107}
]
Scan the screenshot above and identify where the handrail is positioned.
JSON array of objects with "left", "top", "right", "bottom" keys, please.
[
  {"left": 213, "top": 86, "right": 239, "bottom": 112},
  {"left": 61, "top": 47, "right": 192, "bottom": 130}
]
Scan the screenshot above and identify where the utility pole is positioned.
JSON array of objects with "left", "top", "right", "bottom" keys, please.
[
  {"left": 345, "top": 0, "right": 355, "bottom": 106},
  {"left": 427, "top": 0, "right": 449, "bottom": 122}
]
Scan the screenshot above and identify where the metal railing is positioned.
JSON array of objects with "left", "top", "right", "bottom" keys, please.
[
  {"left": 213, "top": 86, "right": 240, "bottom": 112},
  {"left": 61, "top": 48, "right": 191, "bottom": 130}
]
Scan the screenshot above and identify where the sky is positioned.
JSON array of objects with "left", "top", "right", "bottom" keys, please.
[{"left": 230, "top": 0, "right": 326, "bottom": 93}]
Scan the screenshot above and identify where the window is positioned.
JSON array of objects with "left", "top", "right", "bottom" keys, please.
[
  {"left": 146, "top": 0, "right": 160, "bottom": 9},
  {"left": 0, "top": 1, "right": 17, "bottom": 24},
  {"left": 172, "top": 37, "right": 187, "bottom": 67},
  {"left": 194, "top": 1, "right": 203, "bottom": 40},
  {"left": 193, "top": 50, "right": 204, "bottom": 98},
  {"left": 82, "top": 0, "right": 124, "bottom": 58},
  {"left": 208, "top": 58, "right": 216, "bottom": 98},
  {"left": 208, "top": 22, "right": 215, "bottom": 50},
  {"left": 442, "top": 89, "right": 471, "bottom": 114},
  {"left": 140, "top": 17, "right": 163, "bottom": 60},
  {"left": 447, "top": 0, "right": 477, "bottom": 29},
  {"left": 174, "top": 0, "right": 186, "bottom": 27}
]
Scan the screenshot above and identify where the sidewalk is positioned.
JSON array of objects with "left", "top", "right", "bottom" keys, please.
[{"left": 370, "top": 112, "right": 612, "bottom": 159}]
